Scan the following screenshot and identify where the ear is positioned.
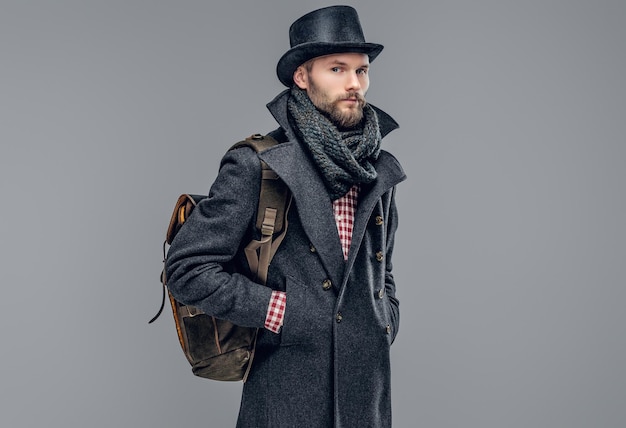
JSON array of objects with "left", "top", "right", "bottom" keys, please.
[{"left": 293, "top": 66, "right": 308, "bottom": 90}]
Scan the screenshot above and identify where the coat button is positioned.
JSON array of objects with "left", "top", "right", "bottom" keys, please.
[
  {"left": 386, "top": 324, "right": 391, "bottom": 334},
  {"left": 322, "top": 279, "right": 332, "bottom": 291},
  {"left": 376, "top": 251, "right": 384, "bottom": 262},
  {"left": 378, "top": 288, "right": 385, "bottom": 299},
  {"left": 336, "top": 313, "right": 343, "bottom": 323},
  {"left": 309, "top": 244, "right": 317, "bottom": 253},
  {"left": 375, "top": 215, "right": 384, "bottom": 226}
]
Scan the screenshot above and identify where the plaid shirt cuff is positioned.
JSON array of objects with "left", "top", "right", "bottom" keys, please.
[{"left": 265, "top": 290, "right": 286, "bottom": 333}]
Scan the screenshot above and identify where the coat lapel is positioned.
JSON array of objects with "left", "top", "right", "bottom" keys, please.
[
  {"left": 260, "top": 141, "right": 346, "bottom": 288},
  {"left": 344, "top": 151, "right": 406, "bottom": 278}
]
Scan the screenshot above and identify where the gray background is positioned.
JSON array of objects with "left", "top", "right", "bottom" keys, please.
[{"left": 1, "top": 0, "right": 625, "bottom": 427}]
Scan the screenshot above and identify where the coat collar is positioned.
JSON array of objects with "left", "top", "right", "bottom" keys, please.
[{"left": 260, "top": 90, "right": 405, "bottom": 287}]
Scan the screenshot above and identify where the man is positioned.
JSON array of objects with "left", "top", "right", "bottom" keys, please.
[{"left": 165, "top": 5, "right": 406, "bottom": 427}]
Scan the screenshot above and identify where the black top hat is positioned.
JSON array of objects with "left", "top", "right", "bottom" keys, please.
[{"left": 276, "top": 5, "right": 384, "bottom": 87}]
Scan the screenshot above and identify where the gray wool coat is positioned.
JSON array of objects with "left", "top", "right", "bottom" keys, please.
[{"left": 165, "top": 90, "right": 406, "bottom": 428}]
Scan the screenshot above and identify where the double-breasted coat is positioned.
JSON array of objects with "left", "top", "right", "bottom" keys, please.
[{"left": 165, "top": 90, "right": 406, "bottom": 427}]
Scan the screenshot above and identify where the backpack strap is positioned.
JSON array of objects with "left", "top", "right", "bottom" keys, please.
[
  {"left": 228, "top": 133, "right": 291, "bottom": 382},
  {"left": 230, "top": 134, "right": 292, "bottom": 284}
]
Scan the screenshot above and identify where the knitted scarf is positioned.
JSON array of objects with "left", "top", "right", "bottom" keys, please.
[{"left": 287, "top": 86, "right": 382, "bottom": 200}]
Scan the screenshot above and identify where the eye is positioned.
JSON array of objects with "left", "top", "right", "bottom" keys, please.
[
  {"left": 356, "top": 68, "right": 368, "bottom": 75},
  {"left": 331, "top": 67, "right": 341, "bottom": 73}
]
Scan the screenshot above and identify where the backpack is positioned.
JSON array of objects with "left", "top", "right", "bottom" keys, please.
[{"left": 149, "top": 134, "right": 291, "bottom": 382}]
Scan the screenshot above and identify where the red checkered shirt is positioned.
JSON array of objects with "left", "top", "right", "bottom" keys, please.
[
  {"left": 264, "top": 185, "right": 360, "bottom": 333},
  {"left": 333, "top": 184, "right": 359, "bottom": 261}
]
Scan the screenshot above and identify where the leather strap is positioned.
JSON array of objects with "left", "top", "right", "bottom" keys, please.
[{"left": 244, "top": 197, "right": 292, "bottom": 284}]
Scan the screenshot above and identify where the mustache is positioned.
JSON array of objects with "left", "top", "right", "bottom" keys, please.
[{"left": 334, "top": 92, "right": 366, "bottom": 105}]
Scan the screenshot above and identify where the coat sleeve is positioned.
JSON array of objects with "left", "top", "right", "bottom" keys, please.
[
  {"left": 164, "top": 146, "right": 272, "bottom": 328},
  {"left": 384, "top": 186, "right": 401, "bottom": 343}
]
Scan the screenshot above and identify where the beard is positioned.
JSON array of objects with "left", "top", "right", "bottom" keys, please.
[{"left": 307, "top": 79, "right": 366, "bottom": 129}]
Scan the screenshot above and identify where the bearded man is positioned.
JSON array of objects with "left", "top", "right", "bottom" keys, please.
[{"left": 165, "top": 5, "right": 406, "bottom": 427}]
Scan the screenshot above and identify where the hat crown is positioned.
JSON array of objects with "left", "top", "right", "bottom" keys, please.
[{"left": 289, "top": 5, "right": 366, "bottom": 47}]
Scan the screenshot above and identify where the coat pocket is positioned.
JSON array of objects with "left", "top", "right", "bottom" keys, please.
[{"left": 280, "top": 275, "right": 328, "bottom": 347}]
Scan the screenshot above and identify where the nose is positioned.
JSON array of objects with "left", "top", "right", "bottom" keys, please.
[{"left": 345, "top": 72, "right": 361, "bottom": 92}]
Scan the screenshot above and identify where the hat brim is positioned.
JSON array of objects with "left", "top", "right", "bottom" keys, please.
[{"left": 276, "top": 42, "right": 384, "bottom": 87}]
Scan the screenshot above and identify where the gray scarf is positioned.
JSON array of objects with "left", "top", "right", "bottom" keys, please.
[{"left": 287, "top": 86, "right": 382, "bottom": 200}]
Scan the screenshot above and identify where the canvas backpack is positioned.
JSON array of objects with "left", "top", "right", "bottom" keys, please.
[{"left": 149, "top": 134, "right": 291, "bottom": 382}]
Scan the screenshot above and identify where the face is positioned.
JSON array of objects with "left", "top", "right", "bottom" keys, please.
[{"left": 293, "top": 53, "right": 370, "bottom": 128}]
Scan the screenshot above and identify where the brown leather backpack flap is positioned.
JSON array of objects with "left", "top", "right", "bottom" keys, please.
[{"left": 165, "top": 194, "right": 206, "bottom": 245}]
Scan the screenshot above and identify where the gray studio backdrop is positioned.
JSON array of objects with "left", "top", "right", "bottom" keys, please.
[{"left": 2, "top": 1, "right": 625, "bottom": 427}]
